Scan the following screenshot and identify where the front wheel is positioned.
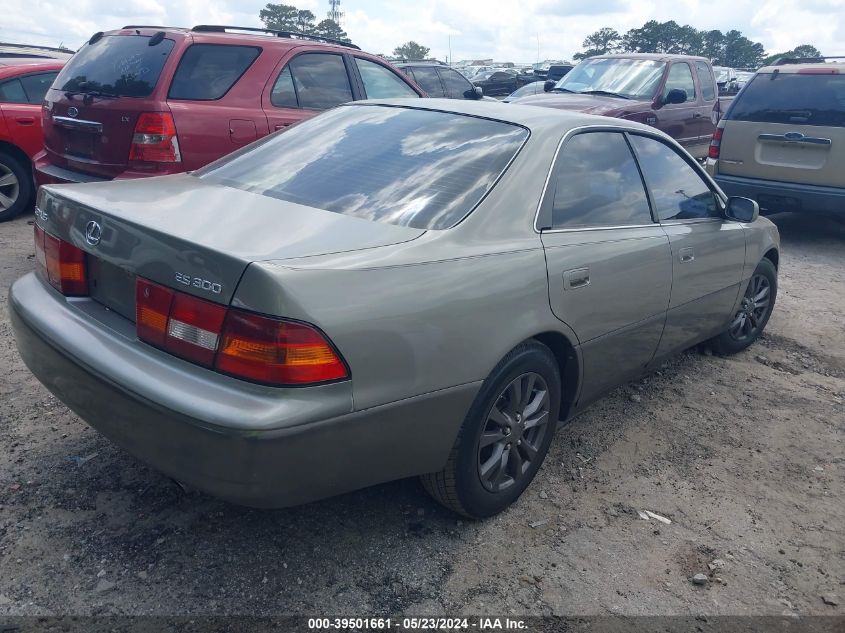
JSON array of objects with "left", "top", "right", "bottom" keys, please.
[
  {"left": 421, "top": 341, "right": 561, "bottom": 518},
  {"left": 710, "top": 258, "right": 777, "bottom": 355}
]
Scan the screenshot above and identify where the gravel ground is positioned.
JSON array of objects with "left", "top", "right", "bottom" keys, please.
[{"left": 0, "top": 211, "right": 842, "bottom": 617}]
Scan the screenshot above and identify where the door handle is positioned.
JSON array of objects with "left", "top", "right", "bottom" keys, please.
[
  {"left": 274, "top": 123, "right": 291, "bottom": 130},
  {"left": 693, "top": 112, "right": 703, "bottom": 119},
  {"left": 15, "top": 117, "right": 35, "bottom": 125},
  {"left": 563, "top": 267, "right": 590, "bottom": 290},
  {"left": 679, "top": 247, "right": 695, "bottom": 263}
]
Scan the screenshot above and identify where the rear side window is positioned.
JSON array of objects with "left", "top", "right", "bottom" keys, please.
[
  {"left": 440, "top": 68, "right": 472, "bottom": 98},
  {"left": 0, "top": 78, "right": 27, "bottom": 103},
  {"left": 54, "top": 35, "right": 175, "bottom": 97},
  {"left": 727, "top": 73, "right": 845, "bottom": 127},
  {"left": 694, "top": 62, "right": 716, "bottom": 101},
  {"left": 286, "top": 53, "right": 353, "bottom": 110},
  {"left": 169, "top": 44, "right": 260, "bottom": 100},
  {"left": 355, "top": 58, "right": 418, "bottom": 99},
  {"left": 551, "top": 132, "right": 652, "bottom": 229},
  {"left": 409, "top": 66, "right": 444, "bottom": 96},
  {"left": 629, "top": 134, "right": 720, "bottom": 221},
  {"left": 664, "top": 62, "right": 696, "bottom": 101},
  {"left": 200, "top": 105, "right": 528, "bottom": 230}
]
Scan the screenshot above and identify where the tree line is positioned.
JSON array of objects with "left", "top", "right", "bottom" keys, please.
[
  {"left": 575, "top": 21, "right": 822, "bottom": 68},
  {"left": 259, "top": 3, "right": 351, "bottom": 42}
]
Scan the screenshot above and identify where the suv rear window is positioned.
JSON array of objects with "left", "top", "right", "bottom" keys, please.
[
  {"left": 200, "top": 105, "right": 528, "bottom": 230},
  {"left": 54, "top": 35, "right": 175, "bottom": 97},
  {"left": 727, "top": 73, "right": 845, "bottom": 127},
  {"left": 169, "top": 44, "right": 261, "bottom": 100}
]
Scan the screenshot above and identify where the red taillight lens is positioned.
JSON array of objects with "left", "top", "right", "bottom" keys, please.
[
  {"left": 42, "top": 230, "right": 87, "bottom": 296},
  {"left": 129, "top": 112, "right": 181, "bottom": 163},
  {"left": 164, "top": 293, "right": 227, "bottom": 367},
  {"left": 136, "top": 278, "right": 175, "bottom": 347},
  {"left": 34, "top": 224, "right": 47, "bottom": 279},
  {"left": 216, "top": 310, "right": 349, "bottom": 386},
  {"left": 708, "top": 127, "right": 723, "bottom": 159}
]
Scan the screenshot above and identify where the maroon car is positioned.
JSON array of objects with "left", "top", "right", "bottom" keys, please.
[
  {"left": 35, "top": 25, "right": 424, "bottom": 186},
  {"left": 515, "top": 53, "right": 720, "bottom": 159}
]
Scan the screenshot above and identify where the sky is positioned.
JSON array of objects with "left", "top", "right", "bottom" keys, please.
[{"left": 2, "top": 0, "right": 843, "bottom": 63}]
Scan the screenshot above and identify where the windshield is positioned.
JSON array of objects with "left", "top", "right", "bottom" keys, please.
[
  {"left": 556, "top": 58, "right": 665, "bottom": 100},
  {"left": 54, "top": 34, "right": 175, "bottom": 97},
  {"left": 200, "top": 105, "right": 529, "bottom": 230}
]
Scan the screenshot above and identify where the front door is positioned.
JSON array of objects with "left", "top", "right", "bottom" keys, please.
[
  {"left": 627, "top": 133, "right": 747, "bottom": 358},
  {"left": 538, "top": 130, "right": 673, "bottom": 406},
  {"left": 657, "top": 62, "right": 701, "bottom": 151}
]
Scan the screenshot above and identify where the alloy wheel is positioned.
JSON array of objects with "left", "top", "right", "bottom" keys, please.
[
  {"left": 477, "top": 372, "right": 551, "bottom": 493},
  {"left": 729, "top": 273, "right": 771, "bottom": 341},
  {"left": 0, "top": 163, "right": 20, "bottom": 211}
]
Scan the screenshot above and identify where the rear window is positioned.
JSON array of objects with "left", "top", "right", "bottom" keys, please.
[
  {"left": 54, "top": 35, "right": 175, "bottom": 97},
  {"left": 199, "top": 105, "right": 528, "bottom": 230},
  {"left": 169, "top": 44, "right": 260, "bottom": 100},
  {"left": 727, "top": 73, "right": 845, "bottom": 127}
]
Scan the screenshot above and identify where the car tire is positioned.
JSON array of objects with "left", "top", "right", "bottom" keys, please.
[
  {"left": 421, "top": 341, "right": 561, "bottom": 518},
  {"left": 0, "top": 150, "right": 33, "bottom": 222},
  {"left": 709, "top": 258, "right": 777, "bottom": 356}
]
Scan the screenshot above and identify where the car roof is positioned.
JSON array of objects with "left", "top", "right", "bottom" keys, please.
[
  {"left": 756, "top": 62, "right": 844, "bottom": 74},
  {"left": 0, "top": 57, "right": 65, "bottom": 78},
  {"left": 593, "top": 52, "right": 710, "bottom": 63},
  {"left": 353, "top": 98, "right": 667, "bottom": 136}
]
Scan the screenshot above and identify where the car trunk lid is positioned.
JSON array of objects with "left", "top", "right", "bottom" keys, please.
[
  {"left": 42, "top": 32, "right": 181, "bottom": 179},
  {"left": 38, "top": 175, "right": 426, "bottom": 318}
]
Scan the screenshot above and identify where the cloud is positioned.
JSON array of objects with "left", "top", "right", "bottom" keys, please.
[{"left": 1, "top": 0, "right": 841, "bottom": 63}]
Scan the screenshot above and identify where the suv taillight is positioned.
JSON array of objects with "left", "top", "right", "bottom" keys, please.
[
  {"left": 135, "top": 277, "right": 348, "bottom": 386},
  {"left": 35, "top": 224, "right": 88, "bottom": 296},
  {"left": 129, "top": 112, "right": 181, "bottom": 163},
  {"left": 708, "top": 127, "right": 723, "bottom": 160}
]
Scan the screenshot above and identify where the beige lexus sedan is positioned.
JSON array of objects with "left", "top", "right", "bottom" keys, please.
[{"left": 11, "top": 100, "right": 779, "bottom": 518}]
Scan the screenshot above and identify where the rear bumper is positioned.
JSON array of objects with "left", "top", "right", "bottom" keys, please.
[
  {"left": 33, "top": 153, "right": 180, "bottom": 187},
  {"left": 714, "top": 173, "right": 845, "bottom": 216},
  {"left": 9, "top": 272, "right": 476, "bottom": 508}
]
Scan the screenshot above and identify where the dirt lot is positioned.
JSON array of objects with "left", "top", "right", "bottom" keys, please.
[{"left": 0, "top": 211, "right": 842, "bottom": 617}]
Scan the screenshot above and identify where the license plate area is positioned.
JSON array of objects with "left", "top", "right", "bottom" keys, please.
[
  {"left": 88, "top": 256, "right": 137, "bottom": 322},
  {"left": 63, "top": 130, "right": 96, "bottom": 159}
]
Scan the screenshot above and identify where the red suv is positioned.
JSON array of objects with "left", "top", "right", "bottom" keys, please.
[
  {"left": 0, "top": 58, "right": 64, "bottom": 220},
  {"left": 35, "top": 25, "right": 424, "bottom": 186}
]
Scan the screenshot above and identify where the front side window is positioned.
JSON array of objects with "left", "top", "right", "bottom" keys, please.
[
  {"left": 200, "top": 105, "right": 528, "bottom": 230},
  {"left": 694, "top": 62, "right": 716, "bottom": 101},
  {"left": 663, "top": 62, "right": 696, "bottom": 101},
  {"left": 270, "top": 66, "right": 297, "bottom": 108},
  {"left": 409, "top": 66, "right": 444, "bottom": 96},
  {"left": 726, "top": 73, "right": 845, "bottom": 127},
  {"left": 55, "top": 35, "right": 175, "bottom": 97},
  {"left": 286, "top": 53, "right": 353, "bottom": 110},
  {"left": 629, "top": 134, "right": 720, "bottom": 221},
  {"left": 550, "top": 132, "right": 653, "bottom": 229},
  {"left": 440, "top": 68, "right": 472, "bottom": 98},
  {"left": 355, "top": 58, "right": 418, "bottom": 99},
  {"left": 0, "top": 78, "right": 27, "bottom": 103},
  {"left": 169, "top": 44, "right": 260, "bottom": 100}
]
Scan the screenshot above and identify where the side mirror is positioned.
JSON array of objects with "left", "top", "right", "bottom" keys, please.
[
  {"left": 725, "top": 197, "right": 759, "bottom": 223},
  {"left": 664, "top": 88, "right": 688, "bottom": 105},
  {"left": 543, "top": 80, "right": 556, "bottom": 92},
  {"left": 464, "top": 86, "right": 483, "bottom": 100}
]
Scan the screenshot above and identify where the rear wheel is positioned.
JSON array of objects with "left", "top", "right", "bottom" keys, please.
[
  {"left": 421, "top": 341, "right": 561, "bottom": 518},
  {"left": 0, "top": 150, "right": 32, "bottom": 222},
  {"left": 710, "top": 258, "right": 777, "bottom": 355}
]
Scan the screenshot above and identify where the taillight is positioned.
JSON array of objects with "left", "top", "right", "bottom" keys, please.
[
  {"left": 216, "top": 310, "right": 348, "bottom": 386},
  {"left": 134, "top": 277, "right": 349, "bottom": 386},
  {"left": 36, "top": 226, "right": 88, "bottom": 296},
  {"left": 708, "top": 127, "right": 723, "bottom": 160},
  {"left": 129, "top": 112, "right": 181, "bottom": 163}
]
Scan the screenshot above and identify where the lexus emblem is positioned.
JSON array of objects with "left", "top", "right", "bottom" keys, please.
[
  {"left": 85, "top": 221, "right": 102, "bottom": 246},
  {"left": 67, "top": 106, "right": 79, "bottom": 118}
]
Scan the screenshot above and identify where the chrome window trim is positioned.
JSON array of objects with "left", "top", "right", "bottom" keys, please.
[{"left": 540, "top": 223, "right": 659, "bottom": 235}]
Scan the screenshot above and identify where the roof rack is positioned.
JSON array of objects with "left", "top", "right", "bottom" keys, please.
[
  {"left": 0, "top": 41, "right": 74, "bottom": 54},
  {"left": 190, "top": 25, "right": 360, "bottom": 50},
  {"left": 121, "top": 25, "right": 183, "bottom": 30},
  {"left": 390, "top": 58, "right": 446, "bottom": 65},
  {"left": 774, "top": 55, "right": 845, "bottom": 65}
]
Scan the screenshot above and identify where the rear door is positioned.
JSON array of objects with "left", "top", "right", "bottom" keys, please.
[
  {"left": 693, "top": 60, "right": 719, "bottom": 143},
  {"left": 43, "top": 33, "right": 180, "bottom": 178},
  {"left": 0, "top": 71, "right": 58, "bottom": 156},
  {"left": 538, "top": 130, "right": 672, "bottom": 405},
  {"left": 717, "top": 71, "right": 845, "bottom": 188},
  {"left": 628, "top": 133, "right": 746, "bottom": 357},
  {"left": 263, "top": 50, "right": 356, "bottom": 132}
]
